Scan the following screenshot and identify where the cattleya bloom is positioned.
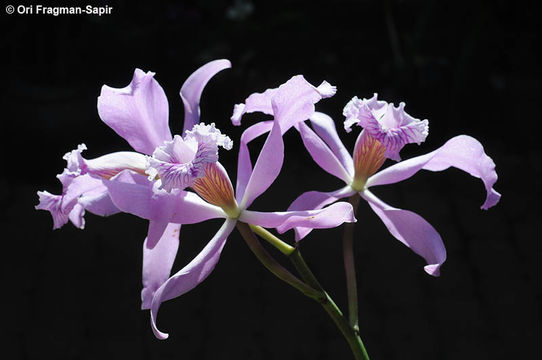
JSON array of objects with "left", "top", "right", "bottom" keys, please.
[
  {"left": 36, "top": 59, "right": 233, "bottom": 312},
  {"left": 36, "top": 60, "right": 356, "bottom": 340},
  {"left": 233, "top": 91, "right": 500, "bottom": 276},
  {"left": 105, "top": 73, "right": 356, "bottom": 339}
]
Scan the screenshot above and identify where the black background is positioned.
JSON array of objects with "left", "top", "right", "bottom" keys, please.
[{"left": 2, "top": 1, "right": 540, "bottom": 359}]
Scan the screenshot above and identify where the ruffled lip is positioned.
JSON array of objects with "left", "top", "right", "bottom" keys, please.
[
  {"left": 343, "top": 94, "right": 429, "bottom": 161},
  {"left": 146, "top": 123, "right": 233, "bottom": 192}
]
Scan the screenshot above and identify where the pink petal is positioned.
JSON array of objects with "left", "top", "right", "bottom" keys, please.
[
  {"left": 361, "top": 190, "right": 446, "bottom": 276},
  {"left": 239, "top": 119, "right": 283, "bottom": 209},
  {"left": 309, "top": 112, "right": 354, "bottom": 176},
  {"left": 141, "top": 222, "right": 181, "bottom": 310},
  {"left": 231, "top": 75, "right": 333, "bottom": 130},
  {"left": 62, "top": 174, "right": 116, "bottom": 215},
  {"left": 83, "top": 151, "right": 148, "bottom": 179},
  {"left": 298, "top": 121, "right": 352, "bottom": 183},
  {"left": 240, "top": 202, "right": 356, "bottom": 242},
  {"left": 367, "top": 135, "right": 501, "bottom": 209},
  {"left": 105, "top": 170, "right": 226, "bottom": 224},
  {"left": 180, "top": 59, "right": 231, "bottom": 133},
  {"left": 35, "top": 191, "right": 69, "bottom": 229},
  {"left": 98, "top": 69, "right": 171, "bottom": 155},
  {"left": 343, "top": 95, "right": 429, "bottom": 161},
  {"left": 240, "top": 76, "right": 332, "bottom": 208},
  {"left": 145, "top": 220, "right": 169, "bottom": 249},
  {"left": 235, "top": 121, "right": 274, "bottom": 203},
  {"left": 150, "top": 219, "right": 236, "bottom": 339},
  {"left": 283, "top": 186, "right": 356, "bottom": 240},
  {"left": 231, "top": 88, "right": 277, "bottom": 126}
]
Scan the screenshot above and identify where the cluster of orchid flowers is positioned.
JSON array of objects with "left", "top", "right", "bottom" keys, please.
[{"left": 37, "top": 59, "right": 500, "bottom": 358}]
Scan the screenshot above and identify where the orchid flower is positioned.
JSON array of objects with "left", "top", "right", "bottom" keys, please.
[
  {"left": 233, "top": 92, "right": 500, "bottom": 276},
  {"left": 103, "top": 74, "right": 356, "bottom": 339},
  {"left": 36, "top": 59, "right": 233, "bottom": 308}
]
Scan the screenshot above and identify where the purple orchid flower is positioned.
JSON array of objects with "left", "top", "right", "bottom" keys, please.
[
  {"left": 233, "top": 92, "right": 500, "bottom": 276},
  {"left": 36, "top": 59, "right": 233, "bottom": 310},
  {"left": 103, "top": 74, "right": 356, "bottom": 339}
]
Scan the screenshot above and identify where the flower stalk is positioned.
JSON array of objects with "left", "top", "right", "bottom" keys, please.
[
  {"left": 249, "top": 224, "right": 295, "bottom": 255},
  {"left": 248, "top": 223, "right": 370, "bottom": 360},
  {"left": 343, "top": 194, "right": 361, "bottom": 331},
  {"left": 236, "top": 222, "right": 322, "bottom": 300}
]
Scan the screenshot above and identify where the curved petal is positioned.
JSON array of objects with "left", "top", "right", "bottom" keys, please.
[
  {"left": 236, "top": 121, "right": 274, "bottom": 203},
  {"left": 298, "top": 121, "right": 352, "bottom": 183},
  {"left": 83, "top": 151, "right": 148, "bottom": 179},
  {"left": 239, "top": 119, "right": 283, "bottom": 209},
  {"left": 141, "top": 222, "right": 181, "bottom": 310},
  {"left": 105, "top": 170, "right": 226, "bottom": 224},
  {"left": 181, "top": 59, "right": 232, "bottom": 133},
  {"left": 309, "top": 112, "right": 354, "bottom": 176},
  {"left": 77, "top": 184, "right": 119, "bottom": 217},
  {"left": 240, "top": 76, "right": 333, "bottom": 208},
  {"left": 240, "top": 202, "right": 356, "bottom": 242},
  {"left": 36, "top": 173, "right": 119, "bottom": 230},
  {"left": 150, "top": 219, "right": 236, "bottom": 339},
  {"left": 35, "top": 191, "right": 70, "bottom": 229},
  {"left": 361, "top": 190, "right": 446, "bottom": 276},
  {"left": 63, "top": 174, "right": 120, "bottom": 222},
  {"left": 367, "top": 135, "right": 501, "bottom": 209},
  {"left": 283, "top": 186, "right": 356, "bottom": 240},
  {"left": 98, "top": 69, "right": 171, "bottom": 155},
  {"left": 231, "top": 87, "right": 278, "bottom": 126},
  {"left": 145, "top": 220, "right": 170, "bottom": 249}
]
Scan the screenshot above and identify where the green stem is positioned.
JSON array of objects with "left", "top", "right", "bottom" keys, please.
[
  {"left": 249, "top": 224, "right": 295, "bottom": 256},
  {"left": 236, "top": 222, "right": 323, "bottom": 300},
  {"left": 249, "top": 224, "right": 370, "bottom": 360},
  {"left": 290, "top": 249, "right": 370, "bottom": 360},
  {"left": 343, "top": 194, "right": 361, "bottom": 331}
]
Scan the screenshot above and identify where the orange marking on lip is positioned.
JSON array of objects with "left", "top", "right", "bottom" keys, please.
[{"left": 192, "top": 163, "right": 236, "bottom": 210}]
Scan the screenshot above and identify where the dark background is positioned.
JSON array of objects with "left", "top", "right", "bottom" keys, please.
[{"left": 2, "top": 1, "right": 540, "bottom": 359}]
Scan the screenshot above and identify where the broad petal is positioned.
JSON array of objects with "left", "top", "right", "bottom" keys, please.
[
  {"left": 105, "top": 170, "right": 226, "bottom": 224},
  {"left": 309, "top": 112, "right": 354, "bottom": 176},
  {"left": 361, "top": 190, "right": 446, "bottom": 276},
  {"left": 77, "top": 185, "right": 118, "bottom": 217},
  {"left": 235, "top": 121, "right": 274, "bottom": 203},
  {"left": 181, "top": 59, "right": 232, "bottom": 133},
  {"left": 298, "top": 121, "right": 352, "bottom": 183},
  {"left": 63, "top": 174, "right": 120, "bottom": 226},
  {"left": 98, "top": 69, "right": 171, "bottom": 155},
  {"left": 231, "top": 75, "right": 333, "bottom": 130},
  {"left": 240, "top": 202, "right": 356, "bottom": 242},
  {"left": 367, "top": 135, "right": 501, "bottom": 209},
  {"left": 62, "top": 174, "right": 112, "bottom": 213},
  {"left": 141, "top": 222, "right": 181, "bottom": 310},
  {"left": 270, "top": 75, "right": 330, "bottom": 132},
  {"left": 283, "top": 186, "right": 356, "bottom": 240},
  {"left": 150, "top": 219, "right": 236, "bottom": 339}
]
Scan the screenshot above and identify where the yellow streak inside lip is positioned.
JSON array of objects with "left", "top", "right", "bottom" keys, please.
[
  {"left": 192, "top": 163, "right": 240, "bottom": 217},
  {"left": 351, "top": 132, "right": 386, "bottom": 191}
]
